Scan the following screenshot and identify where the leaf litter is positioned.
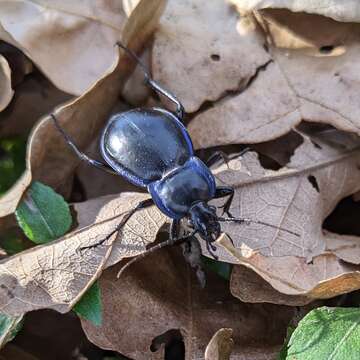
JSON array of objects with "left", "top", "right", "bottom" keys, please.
[
  {"left": 151, "top": 1, "right": 360, "bottom": 149},
  {"left": 81, "top": 247, "right": 294, "bottom": 360},
  {"left": 0, "top": 0, "right": 127, "bottom": 96},
  {"left": 1, "top": 0, "right": 360, "bottom": 358}
]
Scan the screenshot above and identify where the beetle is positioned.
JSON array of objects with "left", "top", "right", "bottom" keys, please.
[{"left": 51, "top": 42, "right": 298, "bottom": 285}]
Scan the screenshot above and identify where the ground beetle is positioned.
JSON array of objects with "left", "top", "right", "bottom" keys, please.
[{"left": 51, "top": 43, "right": 298, "bottom": 285}]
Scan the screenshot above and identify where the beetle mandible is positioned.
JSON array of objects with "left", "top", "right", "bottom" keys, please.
[{"left": 51, "top": 43, "right": 298, "bottom": 285}]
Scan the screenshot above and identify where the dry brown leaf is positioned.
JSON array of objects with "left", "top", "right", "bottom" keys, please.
[
  {"left": 0, "top": 0, "right": 166, "bottom": 218},
  {"left": 230, "top": 265, "right": 312, "bottom": 306},
  {"left": 152, "top": 0, "right": 270, "bottom": 113},
  {"left": 252, "top": 9, "right": 359, "bottom": 50},
  {"left": 231, "top": 0, "right": 360, "bottom": 23},
  {"left": 0, "top": 1, "right": 126, "bottom": 96},
  {"left": 210, "top": 134, "right": 360, "bottom": 260},
  {"left": 188, "top": 60, "right": 301, "bottom": 148},
  {"left": 81, "top": 247, "right": 294, "bottom": 360},
  {"left": 184, "top": 9, "right": 360, "bottom": 149},
  {"left": 204, "top": 131, "right": 360, "bottom": 298},
  {"left": 0, "top": 75, "right": 71, "bottom": 138},
  {"left": 0, "top": 54, "right": 13, "bottom": 112},
  {"left": 0, "top": 192, "right": 166, "bottom": 315},
  {"left": 205, "top": 328, "right": 234, "bottom": 360},
  {"left": 123, "top": 0, "right": 142, "bottom": 17}
]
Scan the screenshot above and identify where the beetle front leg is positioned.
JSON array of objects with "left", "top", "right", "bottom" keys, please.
[
  {"left": 206, "top": 148, "right": 250, "bottom": 169},
  {"left": 170, "top": 219, "right": 181, "bottom": 244},
  {"left": 205, "top": 240, "right": 218, "bottom": 260},
  {"left": 214, "top": 186, "right": 234, "bottom": 217},
  {"left": 80, "top": 198, "right": 154, "bottom": 251}
]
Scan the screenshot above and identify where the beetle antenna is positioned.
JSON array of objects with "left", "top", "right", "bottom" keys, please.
[
  {"left": 116, "top": 230, "right": 197, "bottom": 279},
  {"left": 217, "top": 217, "right": 300, "bottom": 237}
]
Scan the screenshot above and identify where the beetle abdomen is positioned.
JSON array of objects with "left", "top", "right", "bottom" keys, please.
[
  {"left": 148, "top": 157, "right": 216, "bottom": 219},
  {"left": 100, "top": 108, "right": 193, "bottom": 187}
]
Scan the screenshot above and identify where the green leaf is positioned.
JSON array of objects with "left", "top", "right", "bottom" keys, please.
[
  {"left": 73, "top": 281, "right": 102, "bottom": 327},
  {"left": 15, "top": 181, "right": 72, "bottom": 244},
  {"left": 0, "top": 313, "right": 24, "bottom": 349},
  {"left": 0, "top": 230, "right": 28, "bottom": 255},
  {"left": 202, "top": 255, "right": 232, "bottom": 280},
  {"left": 0, "top": 137, "right": 26, "bottom": 196},
  {"left": 286, "top": 307, "right": 360, "bottom": 360},
  {"left": 278, "top": 326, "right": 295, "bottom": 360}
]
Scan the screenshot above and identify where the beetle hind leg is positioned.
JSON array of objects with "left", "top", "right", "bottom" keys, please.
[{"left": 51, "top": 114, "right": 117, "bottom": 176}]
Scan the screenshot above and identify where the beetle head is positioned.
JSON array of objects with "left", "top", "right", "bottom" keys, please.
[{"left": 188, "top": 202, "right": 220, "bottom": 242}]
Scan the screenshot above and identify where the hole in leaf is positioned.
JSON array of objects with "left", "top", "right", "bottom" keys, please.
[
  {"left": 257, "top": 153, "right": 282, "bottom": 170},
  {"left": 254, "top": 130, "right": 304, "bottom": 169},
  {"left": 307, "top": 175, "right": 320, "bottom": 192},
  {"left": 210, "top": 54, "right": 220, "bottom": 61},
  {"left": 323, "top": 195, "right": 360, "bottom": 236},
  {"left": 151, "top": 329, "right": 185, "bottom": 359},
  {"left": 319, "top": 45, "right": 334, "bottom": 54}
]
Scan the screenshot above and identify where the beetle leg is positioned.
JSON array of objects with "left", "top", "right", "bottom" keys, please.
[
  {"left": 214, "top": 186, "right": 234, "bottom": 217},
  {"left": 170, "top": 219, "right": 181, "bottom": 244},
  {"left": 181, "top": 237, "right": 206, "bottom": 288},
  {"left": 206, "top": 240, "right": 218, "bottom": 260},
  {"left": 116, "top": 42, "right": 185, "bottom": 120},
  {"left": 51, "top": 114, "right": 118, "bottom": 176},
  {"left": 206, "top": 148, "right": 250, "bottom": 169},
  {"left": 80, "top": 198, "right": 154, "bottom": 251},
  {"left": 147, "top": 79, "right": 185, "bottom": 120},
  {"left": 206, "top": 151, "right": 231, "bottom": 169}
]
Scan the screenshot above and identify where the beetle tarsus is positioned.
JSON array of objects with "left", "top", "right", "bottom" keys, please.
[{"left": 206, "top": 241, "right": 218, "bottom": 260}]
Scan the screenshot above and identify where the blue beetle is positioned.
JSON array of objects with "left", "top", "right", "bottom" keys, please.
[{"left": 51, "top": 43, "right": 297, "bottom": 282}]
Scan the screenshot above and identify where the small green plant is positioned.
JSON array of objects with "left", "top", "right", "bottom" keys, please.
[
  {"left": 0, "top": 137, "right": 26, "bottom": 195},
  {"left": 280, "top": 307, "right": 360, "bottom": 360}
]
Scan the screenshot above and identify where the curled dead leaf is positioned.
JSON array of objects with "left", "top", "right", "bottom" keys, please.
[
  {"left": 0, "top": 0, "right": 166, "bottom": 218},
  {"left": 252, "top": 9, "right": 359, "bottom": 51},
  {"left": 230, "top": 265, "right": 312, "bottom": 306},
  {"left": 205, "top": 328, "right": 234, "bottom": 360},
  {"left": 231, "top": 0, "right": 360, "bottom": 23},
  {"left": 0, "top": 55, "right": 13, "bottom": 112}
]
